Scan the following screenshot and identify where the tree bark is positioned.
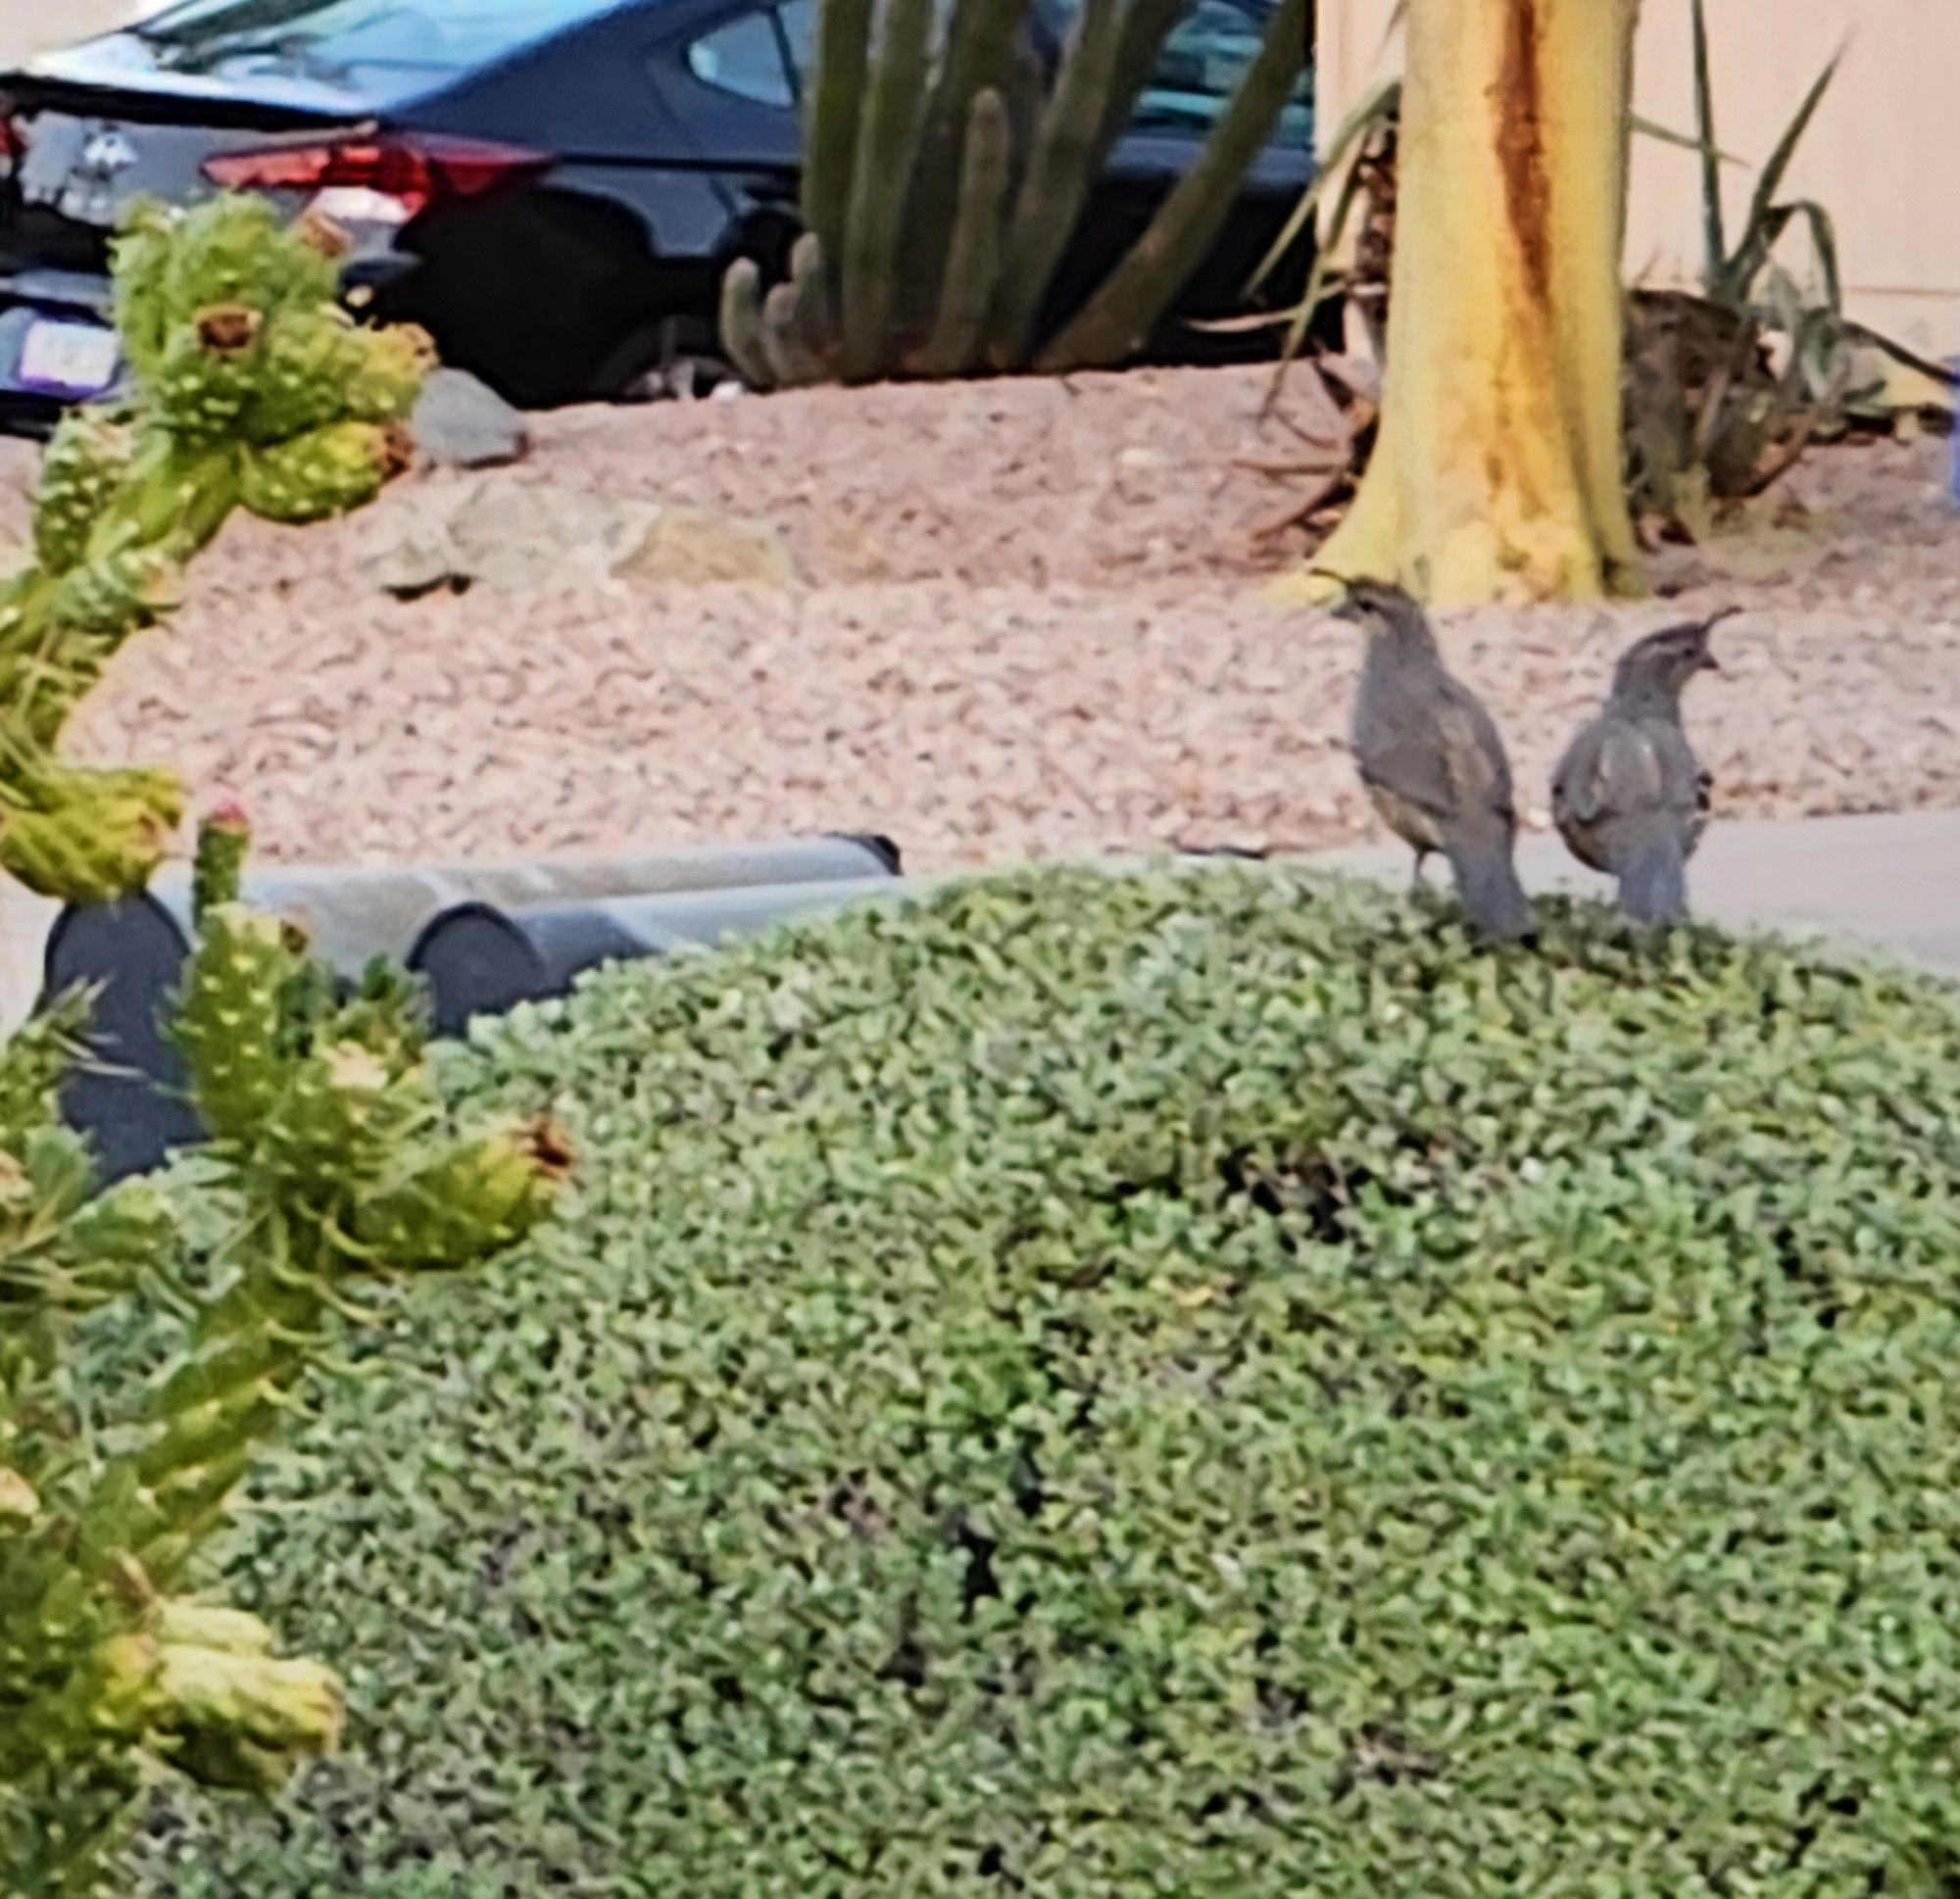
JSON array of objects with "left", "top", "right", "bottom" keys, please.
[{"left": 1284, "top": 0, "right": 1645, "bottom": 607}]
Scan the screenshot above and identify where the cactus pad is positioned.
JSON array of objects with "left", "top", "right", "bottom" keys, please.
[
  {"left": 345, "top": 322, "right": 438, "bottom": 427},
  {"left": 32, "top": 414, "right": 134, "bottom": 575},
  {"left": 159, "top": 196, "right": 337, "bottom": 335},
  {"left": 154, "top": 302, "right": 267, "bottom": 441},
  {"left": 355, "top": 1118, "right": 572, "bottom": 1272},
  {"left": 0, "top": 764, "right": 184, "bottom": 904},
  {"left": 244, "top": 305, "right": 369, "bottom": 445},
  {"left": 48, "top": 543, "right": 186, "bottom": 639},
  {"left": 240, "top": 419, "right": 411, "bottom": 524},
  {"left": 172, "top": 903, "right": 303, "bottom": 1142}
]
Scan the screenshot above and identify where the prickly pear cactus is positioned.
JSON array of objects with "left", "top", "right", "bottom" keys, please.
[
  {"left": 1, "top": 812, "right": 571, "bottom": 1894},
  {"left": 0, "top": 191, "right": 428, "bottom": 908}
]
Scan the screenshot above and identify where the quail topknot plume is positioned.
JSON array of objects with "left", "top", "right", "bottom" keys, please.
[
  {"left": 1550, "top": 609, "right": 1734, "bottom": 924},
  {"left": 1336, "top": 577, "right": 1534, "bottom": 944}
]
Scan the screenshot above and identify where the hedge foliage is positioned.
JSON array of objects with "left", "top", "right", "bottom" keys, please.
[{"left": 119, "top": 865, "right": 1960, "bottom": 1896}]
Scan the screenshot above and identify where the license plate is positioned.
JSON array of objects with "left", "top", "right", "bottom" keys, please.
[{"left": 16, "top": 318, "right": 121, "bottom": 398}]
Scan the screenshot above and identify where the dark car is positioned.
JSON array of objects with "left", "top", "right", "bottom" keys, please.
[{"left": 0, "top": 0, "right": 1311, "bottom": 423}]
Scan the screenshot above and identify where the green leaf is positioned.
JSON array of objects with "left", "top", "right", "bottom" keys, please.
[
  {"left": 1720, "top": 43, "right": 1844, "bottom": 299},
  {"left": 1690, "top": 0, "right": 1726, "bottom": 289},
  {"left": 1246, "top": 75, "right": 1401, "bottom": 300}
]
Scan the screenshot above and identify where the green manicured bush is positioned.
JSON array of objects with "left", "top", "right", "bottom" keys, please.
[{"left": 126, "top": 865, "right": 1960, "bottom": 1896}]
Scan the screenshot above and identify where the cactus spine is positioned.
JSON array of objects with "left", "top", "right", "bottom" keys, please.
[{"left": 718, "top": 0, "right": 1306, "bottom": 387}]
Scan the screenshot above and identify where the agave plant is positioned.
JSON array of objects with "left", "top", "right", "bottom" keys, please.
[
  {"left": 1622, "top": 0, "right": 1860, "bottom": 533},
  {"left": 719, "top": 0, "right": 1311, "bottom": 387}
]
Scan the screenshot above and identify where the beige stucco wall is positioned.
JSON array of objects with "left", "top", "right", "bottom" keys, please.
[
  {"left": 1318, "top": 0, "right": 1960, "bottom": 361},
  {"left": 1, "top": 0, "right": 146, "bottom": 69}
]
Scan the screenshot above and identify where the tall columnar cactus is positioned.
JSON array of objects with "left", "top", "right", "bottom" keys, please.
[
  {"left": 717, "top": 0, "right": 1310, "bottom": 387},
  {"left": 0, "top": 194, "right": 431, "bottom": 904},
  {"left": 0, "top": 200, "right": 566, "bottom": 1895},
  {"left": 1, "top": 814, "right": 571, "bottom": 1895}
]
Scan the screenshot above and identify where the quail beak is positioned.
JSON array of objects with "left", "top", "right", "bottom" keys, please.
[{"left": 1698, "top": 607, "right": 1741, "bottom": 670}]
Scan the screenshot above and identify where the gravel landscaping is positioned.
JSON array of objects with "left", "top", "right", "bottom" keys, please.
[{"left": 3, "top": 364, "right": 1956, "bottom": 871}]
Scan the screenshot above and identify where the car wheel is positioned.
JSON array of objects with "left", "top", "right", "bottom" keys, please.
[
  {"left": 387, "top": 187, "right": 686, "bottom": 409},
  {"left": 590, "top": 316, "right": 737, "bottom": 404}
]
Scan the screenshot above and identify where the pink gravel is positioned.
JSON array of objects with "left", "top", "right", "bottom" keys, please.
[{"left": 2, "top": 364, "right": 1957, "bottom": 871}]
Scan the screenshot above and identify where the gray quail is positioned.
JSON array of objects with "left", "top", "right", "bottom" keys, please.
[
  {"left": 1337, "top": 578, "right": 1534, "bottom": 944},
  {"left": 1551, "top": 610, "right": 1733, "bottom": 924}
]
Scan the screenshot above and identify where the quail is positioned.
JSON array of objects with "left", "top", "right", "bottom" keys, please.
[
  {"left": 1337, "top": 577, "right": 1534, "bottom": 944},
  {"left": 1550, "top": 610, "right": 1733, "bottom": 924}
]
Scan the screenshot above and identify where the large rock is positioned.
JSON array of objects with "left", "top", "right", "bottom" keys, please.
[
  {"left": 612, "top": 505, "right": 803, "bottom": 590},
  {"left": 411, "top": 368, "right": 531, "bottom": 469},
  {"left": 360, "top": 478, "right": 803, "bottom": 596}
]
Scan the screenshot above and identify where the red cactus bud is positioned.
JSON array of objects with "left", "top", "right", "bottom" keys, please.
[{"left": 204, "top": 795, "right": 252, "bottom": 836}]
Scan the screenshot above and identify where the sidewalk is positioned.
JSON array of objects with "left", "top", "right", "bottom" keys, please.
[
  {"left": 0, "top": 808, "right": 1955, "bottom": 1036},
  {"left": 1311, "top": 807, "right": 1960, "bottom": 977}
]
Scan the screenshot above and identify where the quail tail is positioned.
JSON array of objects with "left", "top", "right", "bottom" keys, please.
[
  {"left": 1446, "top": 836, "right": 1534, "bottom": 943},
  {"left": 1618, "top": 835, "right": 1690, "bottom": 925}
]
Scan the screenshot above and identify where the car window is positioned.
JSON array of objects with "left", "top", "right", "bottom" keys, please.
[
  {"left": 1031, "top": 0, "right": 1309, "bottom": 144},
  {"left": 687, "top": 0, "right": 974, "bottom": 114},
  {"left": 128, "top": 0, "right": 624, "bottom": 78},
  {"left": 683, "top": 0, "right": 1302, "bottom": 140},
  {"left": 1130, "top": 0, "right": 1310, "bottom": 143},
  {"left": 686, "top": 1, "right": 811, "bottom": 108}
]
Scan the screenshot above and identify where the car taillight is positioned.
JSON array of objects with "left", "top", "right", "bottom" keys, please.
[
  {"left": 0, "top": 113, "right": 25, "bottom": 171},
  {"left": 202, "top": 133, "right": 549, "bottom": 224}
]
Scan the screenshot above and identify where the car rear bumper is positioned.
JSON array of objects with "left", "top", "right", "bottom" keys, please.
[{"left": 0, "top": 267, "right": 120, "bottom": 432}]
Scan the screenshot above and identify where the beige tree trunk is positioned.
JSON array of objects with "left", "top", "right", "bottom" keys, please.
[{"left": 1279, "top": 0, "right": 1646, "bottom": 607}]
